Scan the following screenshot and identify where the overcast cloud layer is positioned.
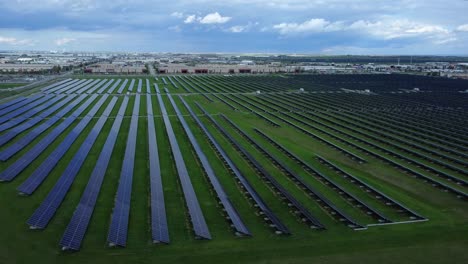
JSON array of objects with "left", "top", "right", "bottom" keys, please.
[{"left": 0, "top": 0, "right": 467, "bottom": 54}]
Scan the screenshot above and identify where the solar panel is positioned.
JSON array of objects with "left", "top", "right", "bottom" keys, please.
[
  {"left": 156, "top": 87, "right": 211, "bottom": 240},
  {"left": 0, "top": 97, "right": 26, "bottom": 111},
  {"left": 85, "top": 79, "right": 109, "bottom": 94},
  {"left": 127, "top": 79, "right": 135, "bottom": 92},
  {"left": 0, "top": 95, "right": 100, "bottom": 179},
  {"left": 63, "top": 79, "right": 95, "bottom": 94},
  {"left": 74, "top": 79, "right": 103, "bottom": 94},
  {"left": 146, "top": 94, "right": 169, "bottom": 243},
  {"left": 60, "top": 96, "right": 129, "bottom": 251},
  {"left": 107, "top": 79, "right": 122, "bottom": 94},
  {"left": 0, "top": 94, "right": 87, "bottom": 152},
  {"left": 45, "top": 79, "right": 82, "bottom": 94},
  {"left": 0, "top": 95, "right": 63, "bottom": 132},
  {"left": 146, "top": 79, "right": 151, "bottom": 94},
  {"left": 17, "top": 95, "right": 111, "bottom": 195},
  {"left": 26, "top": 97, "right": 118, "bottom": 229},
  {"left": 40, "top": 78, "right": 73, "bottom": 93},
  {"left": 0, "top": 95, "right": 49, "bottom": 125},
  {"left": 117, "top": 79, "right": 129, "bottom": 94},
  {"left": 137, "top": 79, "right": 142, "bottom": 93},
  {"left": 107, "top": 94, "right": 140, "bottom": 247},
  {"left": 168, "top": 94, "right": 249, "bottom": 236},
  {"left": 97, "top": 79, "right": 115, "bottom": 94},
  {"left": 181, "top": 98, "right": 289, "bottom": 235},
  {"left": 0, "top": 94, "right": 43, "bottom": 117}
]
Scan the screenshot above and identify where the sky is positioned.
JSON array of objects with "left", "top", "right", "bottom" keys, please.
[{"left": 0, "top": 0, "right": 468, "bottom": 54}]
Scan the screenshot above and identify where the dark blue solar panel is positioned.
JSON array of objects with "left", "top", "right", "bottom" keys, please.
[
  {"left": 75, "top": 79, "right": 103, "bottom": 94},
  {"left": 17, "top": 95, "right": 110, "bottom": 194},
  {"left": 146, "top": 94, "right": 169, "bottom": 243},
  {"left": 107, "top": 79, "right": 121, "bottom": 94},
  {"left": 169, "top": 94, "right": 249, "bottom": 236},
  {"left": 85, "top": 79, "right": 108, "bottom": 94},
  {"left": 0, "top": 94, "right": 87, "bottom": 153},
  {"left": 97, "top": 79, "right": 115, "bottom": 94},
  {"left": 45, "top": 79, "right": 81, "bottom": 94},
  {"left": 107, "top": 94, "right": 140, "bottom": 247},
  {"left": 117, "top": 79, "right": 129, "bottom": 94},
  {"left": 40, "top": 78, "right": 73, "bottom": 93},
  {"left": 156, "top": 87, "right": 211, "bottom": 240},
  {"left": 0, "top": 97, "right": 26, "bottom": 111},
  {"left": 146, "top": 79, "right": 150, "bottom": 93},
  {"left": 127, "top": 79, "right": 135, "bottom": 92},
  {"left": 63, "top": 79, "right": 94, "bottom": 94},
  {"left": 0, "top": 95, "right": 100, "bottom": 179},
  {"left": 181, "top": 98, "right": 289, "bottom": 234},
  {"left": 0, "top": 94, "right": 43, "bottom": 117},
  {"left": 59, "top": 96, "right": 129, "bottom": 251},
  {"left": 137, "top": 79, "right": 142, "bottom": 93},
  {"left": 0, "top": 95, "right": 50, "bottom": 125},
  {"left": 26, "top": 97, "right": 117, "bottom": 229},
  {"left": 0, "top": 95, "right": 63, "bottom": 132}
]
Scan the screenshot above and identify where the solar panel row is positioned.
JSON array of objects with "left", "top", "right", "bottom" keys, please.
[
  {"left": 146, "top": 79, "right": 151, "bottom": 94},
  {"left": 161, "top": 77, "right": 167, "bottom": 85},
  {"left": 17, "top": 95, "right": 111, "bottom": 195},
  {"left": 0, "top": 95, "right": 99, "bottom": 179},
  {"left": 75, "top": 79, "right": 103, "bottom": 94},
  {"left": 40, "top": 78, "right": 73, "bottom": 93},
  {"left": 0, "top": 94, "right": 88, "bottom": 154},
  {"left": 86, "top": 79, "right": 110, "bottom": 94},
  {"left": 137, "top": 79, "right": 142, "bottom": 93},
  {"left": 0, "top": 97, "right": 26, "bottom": 111},
  {"left": 0, "top": 95, "right": 50, "bottom": 125},
  {"left": 107, "top": 79, "right": 122, "bottom": 94},
  {"left": 156, "top": 88, "right": 211, "bottom": 240},
  {"left": 117, "top": 79, "right": 129, "bottom": 94},
  {"left": 167, "top": 76, "right": 178, "bottom": 88},
  {"left": 146, "top": 94, "right": 170, "bottom": 244},
  {"left": 63, "top": 79, "right": 94, "bottom": 94},
  {"left": 0, "top": 94, "right": 63, "bottom": 132},
  {"left": 180, "top": 98, "right": 289, "bottom": 234},
  {"left": 127, "top": 79, "right": 135, "bottom": 92},
  {"left": 168, "top": 94, "right": 250, "bottom": 236},
  {"left": 107, "top": 94, "right": 140, "bottom": 247},
  {"left": 60, "top": 96, "right": 129, "bottom": 251},
  {"left": 26, "top": 97, "right": 118, "bottom": 229},
  {"left": 97, "top": 79, "right": 115, "bottom": 94},
  {"left": 0, "top": 94, "right": 43, "bottom": 117},
  {"left": 46, "top": 79, "right": 81, "bottom": 94}
]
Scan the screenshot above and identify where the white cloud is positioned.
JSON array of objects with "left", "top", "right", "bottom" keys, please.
[
  {"left": 184, "top": 14, "right": 198, "bottom": 24},
  {"left": 456, "top": 24, "right": 468, "bottom": 32},
  {"left": 199, "top": 12, "right": 231, "bottom": 24},
  {"left": 54, "top": 37, "right": 76, "bottom": 46},
  {"left": 229, "top": 25, "right": 247, "bottom": 33},
  {"left": 273, "top": 18, "right": 344, "bottom": 35},
  {"left": 0, "top": 36, "right": 34, "bottom": 46},
  {"left": 171, "top": 12, "right": 184, "bottom": 18}
]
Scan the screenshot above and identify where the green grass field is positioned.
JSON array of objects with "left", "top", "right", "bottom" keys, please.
[{"left": 0, "top": 75, "right": 466, "bottom": 264}]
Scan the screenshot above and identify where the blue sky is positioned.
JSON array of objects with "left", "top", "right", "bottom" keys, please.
[{"left": 0, "top": 0, "right": 467, "bottom": 54}]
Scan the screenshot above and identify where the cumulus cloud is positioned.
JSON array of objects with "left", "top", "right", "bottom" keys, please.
[
  {"left": 0, "top": 36, "right": 34, "bottom": 46},
  {"left": 229, "top": 25, "right": 247, "bottom": 33},
  {"left": 199, "top": 12, "right": 231, "bottom": 24},
  {"left": 273, "top": 19, "right": 344, "bottom": 34},
  {"left": 184, "top": 14, "right": 198, "bottom": 24},
  {"left": 456, "top": 24, "right": 468, "bottom": 32},
  {"left": 171, "top": 12, "right": 184, "bottom": 18},
  {"left": 54, "top": 37, "right": 76, "bottom": 46}
]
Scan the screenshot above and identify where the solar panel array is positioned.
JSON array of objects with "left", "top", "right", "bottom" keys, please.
[
  {"left": 107, "top": 94, "right": 140, "bottom": 247},
  {"left": 117, "top": 79, "right": 129, "bottom": 94},
  {"left": 156, "top": 87, "right": 211, "bottom": 240},
  {"left": 0, "top": 94, "right": 89, "bottom": 156},
  {"left": 137, "top": 79, "right": 142, "bottom": 93},
  {"left": 107, "top": 79, "right": 122, "bottom": 93},
  {"left": 146, "top": 79, "right": 151, "bottom": 93},
  {"left": 17, "top": 95, "right": 111, "bottom": 194},
  {"left": 127, "top": 79, "right": 135, "bottom": 92},
  {"left": 146, "top": 94, "right": 170, "bottom": 243},
  {"left": 27, "top": 97, "right": 117, "bottom": 229},
  {"left": 0, "top": 95, "right": 100, "bottom": 179},
  {"left": 0, "top": 97, "right": 26, "bottom": 111},
  {"left": 0, "top": 94, "right": 43, "bottom": 117},
  {"left": 168, "top": 94, "right": 250, "bottom": 236},
  {"left": 60, "top": 96, "right": 129, "bottom": 250}
]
